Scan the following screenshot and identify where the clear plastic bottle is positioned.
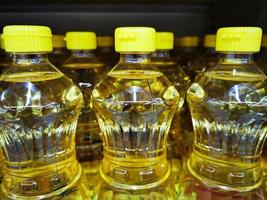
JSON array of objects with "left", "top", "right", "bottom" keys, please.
[
  {"left": 0, "top": 34, "right": 11, "bottom": 73},
  {"left": 187, "top": 27, "right": 267, "bottom": 195},
  {"left": 96, "top": 36, "right": 119, "bottom": 70},
  {"left": 62, "top": 32, "right": 104, "bottom": 189},
  {"left": 176, "top": 36, "right": 200, "bottom": 77},
  {"left": 151, "top": 32, "right": 191, "bottom": 183},
  {"left": 189, "top": 34, "right": 219, "bottom": 80},
  {"left": 92, "top": 27, "right": 180, "bottom": 199},
  {"left": 0, "top": 25, "right": 90, "bottom": 200},
  {"left": 48, "top": 35, "right": 70, "bottom": 68}
]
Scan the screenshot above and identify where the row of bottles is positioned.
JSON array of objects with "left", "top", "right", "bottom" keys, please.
[{"left": 0, "top": 25, "right": 266, "bottom": 200}]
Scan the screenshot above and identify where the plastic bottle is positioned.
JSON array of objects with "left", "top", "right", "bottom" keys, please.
[
  {"left": 176, "top": 36, "right": 200, "bottom": 77},
  {"left": 48, "top": 35, "right": 69, "bottom": 68},
  {"left": 186, "top": 27, "right": 267, "bottom": 196},
  {"left": 96, "top": 36, "right": 119, "bottom": 70},
  {"left": 189, "top": 34, "right": 218, "bottom": 80},
  {"left": 62, "top": 32, "right": 104, "bottom": 189},
  {"left": 92, "top": 27, "right": 180, "bottom": 199},
  {"left": 0, "top": 25, "right": 90, "bottom": 200},
  {"left": 151, "top": 32, "right": 191, "bottom": 183},
  {"left": 0, "top": 34, "right": 11, "bottom": 73}
]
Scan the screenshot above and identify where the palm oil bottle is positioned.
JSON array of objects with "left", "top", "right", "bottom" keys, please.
[
  {"left": 92, "top": 27, "right": 180, "bottom": 199},
  {"left": 151, "top": 32, "right": 191, "bottom": 183},
  {"left": 183, "top": 27, "right": 267, "bottom": 200},
  {"left": 62, "top": 32, "right": 104, "bottom": 189},
  {"left": 0, "top": 25, "right": 90, "bottom": 200}
]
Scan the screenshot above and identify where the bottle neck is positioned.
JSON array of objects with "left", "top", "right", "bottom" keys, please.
[
  {"left": 218, "top": 52, "right": 254, "bottom": 64},
  {"left": 151, "top": 50, "right": 171, "bottom": 59},
  {"left": 70, "top": 50, "right": 96, "bottom": 58},
  {"left": 11, "top": 53, "right": 50, "bottom": 65},
  {"left": 205, "top": 47, "right": 216, "bottom": 54},
  {"left": 98, "top": 46, "right": 114, "bottom": 53},
  {"left": 119, "top": 53, "right": 151, "bottom": 64}
]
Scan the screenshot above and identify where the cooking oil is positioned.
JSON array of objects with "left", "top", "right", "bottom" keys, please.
[
  {"left": 176, "top": 36, "right": 200, "bottom": 78},
  {"left": 0, "top": 25, "right": 91, "bottom": 200},
  {"left": 0, "top": 34, "right": 11, "bottom": 73},
  {"left": 187, "top": 27, "right": 267, "bottom": 194},
  {"left": 96, "top": 36, "right": 119, "bottom": 70},
  {"left": 256, "top": 34, "right": 267, "bottom": 75},
  {"left": 189, "top": 34, "right": 219, "bottom": 81},
  {"left": 151, "top": 32, "right": 191, "bottom": 184},
  {"left": 62, "top": 31, "right": 105, "bottom": 189},
  {"left": 49, "top": 35, "right": 70, "bottom": 68},
  {"left": 92, "top": 27, "right": 180, "bottom": 199}
]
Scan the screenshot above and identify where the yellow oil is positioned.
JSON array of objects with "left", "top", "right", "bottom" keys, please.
[
  {"left": 92, "top": 67, "right": 180, "bottom": 199},
  {"left": 62, "top": 52, "right": 105, "bottom": 189},
  {"left": 151, "top": 51, "right": 191, "bottom": 184},
  {"left": 187, "top": 70, "right": 267, "bottom": 192},
  {"left": 0, "top": 71, "right": 90, "bottom": 199}
]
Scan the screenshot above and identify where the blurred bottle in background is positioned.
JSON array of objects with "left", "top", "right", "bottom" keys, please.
[
  {"left": 62, "top": 32, "right": 104, "bottom": 189},
  {"left": 170, "top": 36, "right": 181, "bottom": 58},
  {"left": 0, "top": 34, "right": 11, "bottom": 73},
  {"left": 151, "top": 32, "right": 191, "bottom": 184},
  {"left": 176, "top": 36, "right": 200, "bottom": 77},
  {"left": 96, "top": 36, "right": 119, "bottom": 70},
  {"left": 189, "top": 34, "right": 218, "bottom": 80},
  {"left": 49, "top": 35, "right": 70, "bottom": 68}
]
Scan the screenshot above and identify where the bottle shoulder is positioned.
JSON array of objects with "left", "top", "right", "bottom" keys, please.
[
  {"left": 0, "top": 71, "right": 83, "bottom": 109},
  {"left": 187, "top": 64, "right": 267, "bottom": 106}
]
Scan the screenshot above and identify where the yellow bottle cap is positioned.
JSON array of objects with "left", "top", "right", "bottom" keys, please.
[
  {"left": 204, "top": 34, "right": 216, "bottom": 48},
  {"left": 261, "top": 34, "right": 267, "bottom": 47},
  {"left": 216, "top": 27, "right": 262, "bottom": 52},
  {"left": 52, "top": 35, "right": 66, "bottom": 48},
  {"left": 66, "top": 32, "right": 96, "bottom": 50},
  {"left": 0, "top": 34, "right": 5, "bottom": 49},
  {"left": 180, "top": 36, "right": 199, "bottom": 47},
  {"left": 115, "top": 27, "right": 155, "bottom": 52},
  {"left": 3, "top": 25, "right": 52, "bottom": 52},
  {"left": 155, "top": 32, "right": 174, "bottom": 50},
  {"left": 97, "top": 36, "right": 114, "bottom": 47}
]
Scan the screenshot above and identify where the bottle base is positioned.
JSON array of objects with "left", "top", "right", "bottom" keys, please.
[{"left": 187, "top": 151, "right": 263, "bottom": 192}]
